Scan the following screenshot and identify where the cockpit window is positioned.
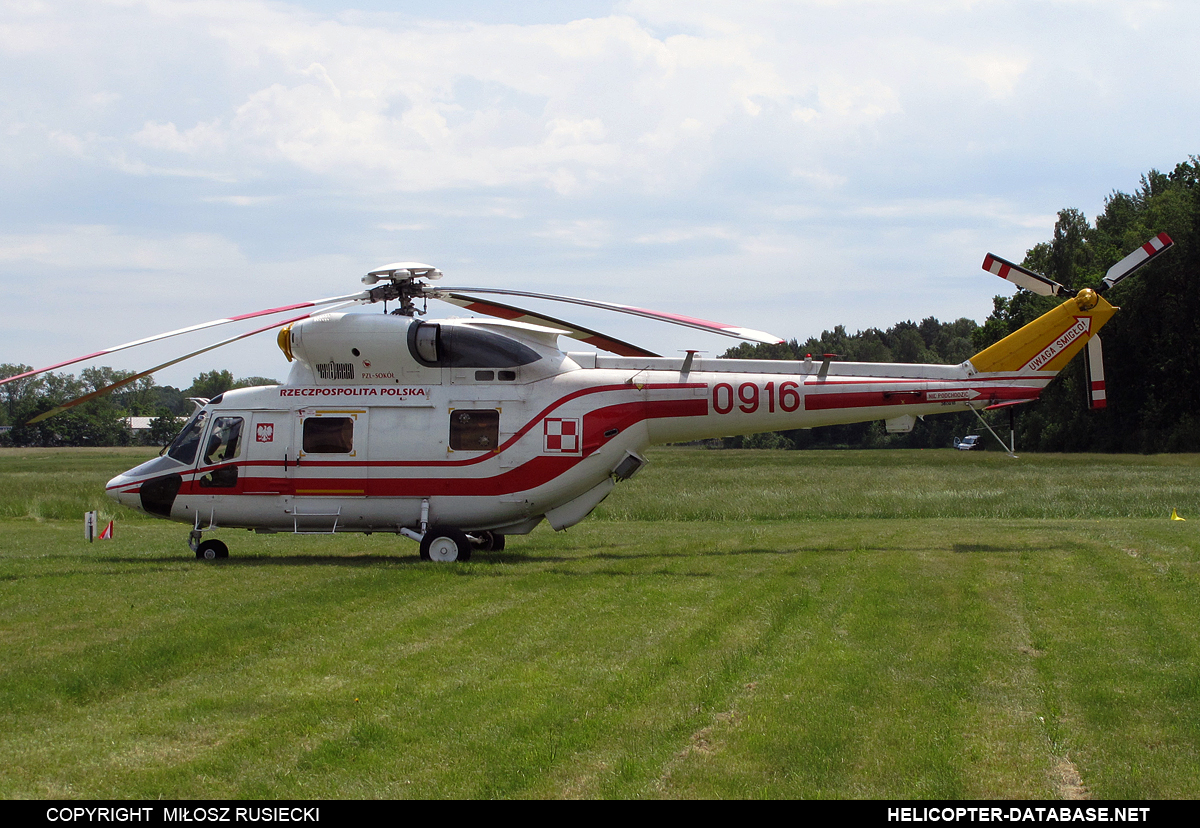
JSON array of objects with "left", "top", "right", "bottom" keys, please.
[
  {"left": 203, "top": 417, "right": 244, "bottom": 466},
  {"left": 166, "top": 411, "right": 207, "bottom": 465},
  {"left": 407, "top": 322, "right": 542, "bottom": 368}
]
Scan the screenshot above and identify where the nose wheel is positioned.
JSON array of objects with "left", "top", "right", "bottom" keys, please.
[{"left": 191, "top": 532, "right": 229, "bottom": 560}]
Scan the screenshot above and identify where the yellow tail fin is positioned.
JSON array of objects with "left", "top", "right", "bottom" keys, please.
[{"left": 969, "top": 289, "right": 1117, "bottom": 375}]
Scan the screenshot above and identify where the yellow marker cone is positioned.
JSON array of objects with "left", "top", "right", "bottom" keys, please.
[{"left": 1171, "top": 508, "right": 1186, "bottom": 521}]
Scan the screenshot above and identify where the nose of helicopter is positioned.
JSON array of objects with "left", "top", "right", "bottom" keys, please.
[{"left": 105, "top": 470, "right": 143, "bottom": 511}]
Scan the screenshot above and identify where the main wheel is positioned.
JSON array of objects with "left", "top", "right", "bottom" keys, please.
[
  {"left": 471, "top": 531, "right": 506, "bottom": 552},
  {"left": 419, "top": 526, "right": 471, "bottom": 562},
  {"left": 196, "top": 539, "right": 229, "bottom": 560}
]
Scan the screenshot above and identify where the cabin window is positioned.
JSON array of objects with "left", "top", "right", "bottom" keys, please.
[
  {"left": 475, "top": 370, "right": 494, "bottom": 381},
  {"left": 303, "top": 417, "right": 355, "bottom": 453},
  {"left": 449, "top": 409, "right": 499, "bottom": 451}
]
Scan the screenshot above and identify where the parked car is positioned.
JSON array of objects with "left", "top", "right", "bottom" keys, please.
[{"left": 953, "top": 435, "right": 981, "bottom": 450}]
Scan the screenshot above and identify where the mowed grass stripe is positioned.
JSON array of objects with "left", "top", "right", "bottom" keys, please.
[
  {"left": 1, "top": 447, "right": 1198, "bottom": 798},
  {"left": 1016, "top": 523, "right": 1200, "bottom": 799},
  {"left": 603, "top": 450, "right": 1200, "bottom": 520},
  {"left": 654, "top": 522, "right": 1053, "bottom": 798},
  {"left": 3, "top": 526, "right": 835, "bottom": 798}
]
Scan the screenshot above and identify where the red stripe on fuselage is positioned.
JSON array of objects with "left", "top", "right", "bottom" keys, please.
[
  {"left": 804, "top": 385, "right": 1041, "bottom": 411},
  {"left": 175, "top": 396, "right": 708, "bottom": 498}
]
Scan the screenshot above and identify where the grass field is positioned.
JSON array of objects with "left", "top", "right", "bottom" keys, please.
[{"left": 1, "top": 447, "right": 1198, "bottom": 799}]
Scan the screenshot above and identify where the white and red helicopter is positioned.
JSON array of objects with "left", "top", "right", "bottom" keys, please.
[{"left": 1, "top": 233, "right": 1172, "bottom": 561}]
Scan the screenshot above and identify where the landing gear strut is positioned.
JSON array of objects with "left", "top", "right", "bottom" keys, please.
[{"left": 470, "top": 530, "right": 505, "bottom": 552}]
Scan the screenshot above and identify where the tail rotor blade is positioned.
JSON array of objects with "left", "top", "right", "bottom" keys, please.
[
  {"left": 1084, "top": 334, "right": 1106, "bottom": 410},
  {"left": 1101, "top": 232, "right": 1173, "bottom": 291},
  {"left": 430, "top": 286, "right": 784, "bottom": 345},
  {"left": 982, "top": 254, "right": 1071, "bottom": 297},
  {"left": 435, "top": 292, "right": 660, "bottom": 357}
]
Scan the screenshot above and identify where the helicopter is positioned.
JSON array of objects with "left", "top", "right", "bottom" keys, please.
[{"left": 1, "top": 232, "right": 1172, "bottom": 561}]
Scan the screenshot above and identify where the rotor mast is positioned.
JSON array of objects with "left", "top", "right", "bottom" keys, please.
[{"left": 362, "top": 262, "right": 444, "bottom": 316}]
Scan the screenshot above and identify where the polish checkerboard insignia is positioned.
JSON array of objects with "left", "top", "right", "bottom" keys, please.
[{"left": 543, "top": 418, "right": 580, "bottom": 453}]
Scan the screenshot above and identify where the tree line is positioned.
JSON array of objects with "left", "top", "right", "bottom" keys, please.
[
  {"left": 4, "top": 158, "right": 1198, "bottom": 452},
  {"left": 0, "top": 369, "right": 276, "bottom": 447},
  {"left": 721, "top": 157, "right": 1200, "bottom": 452}
]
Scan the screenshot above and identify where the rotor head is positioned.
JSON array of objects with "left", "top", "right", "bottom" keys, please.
[{"left": 363, "top": 262, "right": 443, "bottom": 285}]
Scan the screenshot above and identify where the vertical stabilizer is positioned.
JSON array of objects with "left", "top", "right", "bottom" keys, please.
[{"left": 968, "top": 289, "right": 1117, "bottom": 376}]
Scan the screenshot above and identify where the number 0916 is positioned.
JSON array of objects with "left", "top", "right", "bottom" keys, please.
[{"left": 712, "top": 381, "right": 800, "bottom": 414}]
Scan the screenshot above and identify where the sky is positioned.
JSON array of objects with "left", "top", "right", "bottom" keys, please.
[{"left": 2, "top": 0, "right": 1198, "bottom": 388}]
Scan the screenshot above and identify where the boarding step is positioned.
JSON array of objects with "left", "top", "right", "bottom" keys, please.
[{"left": 290, "top": 505, "right": 342, "bottom": 535}]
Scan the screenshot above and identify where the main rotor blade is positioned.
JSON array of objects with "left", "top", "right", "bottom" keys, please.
[
  {"left": 435, "top": 292, "right": 660, "bottom": 357},
  {"left": 1101, "top": 232, "right": 1173, "bottom": 291},
  {"left": 25, "top": 303, "right": 356, "bottom": 424},
  {"left": 1, "top": 291, "right": 370, "bottom": 388},
  {"left": 982, "top": 254, "right": 1071, "bottom": 297},
  {"left": 429, "top": 286, "right": 784, "bottom": 345}
]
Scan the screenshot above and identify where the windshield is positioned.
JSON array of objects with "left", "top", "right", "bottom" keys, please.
[{"left": 166, "top": 410, "right": 208, "bottom": 465}]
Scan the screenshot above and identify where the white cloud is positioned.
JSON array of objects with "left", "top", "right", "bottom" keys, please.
[
  {"left": 202, "top": 195, "right": 277, "bottom": 206},
  {"left": 0, "top": 223, "right": 360, "bottom": 385},
  {"left": 962, "top": 54, "right": 1029, "bottom": 99},
  {"left": 633, "top": 225, "right": 735, "bottom": 244},
  {"left": 3, "top": 0, "right": 1200, "bottom": 363},
  {"left": 5, "top": 2, "right": 805, "bottom": 193},
  {"left": 134, "top": 119, "right": 227, "bottom": 154},
  {"left": 533, "top": 219, "right": 612, "bottom": 248}
]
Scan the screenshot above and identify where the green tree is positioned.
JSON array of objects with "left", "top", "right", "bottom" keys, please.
[
  {"left": 185, "top": 370, "right": 235, "bottom": 400},
  {"left": 147, "top": 408, "right": 185, "bottom": 447},
  {"left": 152, "top": 385, "right": 188, "bottom": 415},
  {"left": 720, "top": 317, "right": 984, "bottom": 449},
  {"left": 0, "top": 364, "right": 41, "bottom": 429},
  {"left": 234, "top": 376, "right": 280, "bottom": 389},
  {"left": 974, "top": 157, "right": 1200, "bottom": 451}
]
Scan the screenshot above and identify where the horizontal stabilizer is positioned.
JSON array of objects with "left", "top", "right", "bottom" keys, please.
[{"left": 984, "top": 398, "right": 1038, "bottom": 410}]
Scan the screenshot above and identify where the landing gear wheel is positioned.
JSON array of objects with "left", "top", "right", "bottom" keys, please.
[
  {"left": 196, "top": 539, "right": 229, "bottom": 560},
  {"left": 472, "top": 531, "right": 505, "bottom": 552},
  {"left": 420, "top": 526, "right": 471, "bottom": 562}
]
